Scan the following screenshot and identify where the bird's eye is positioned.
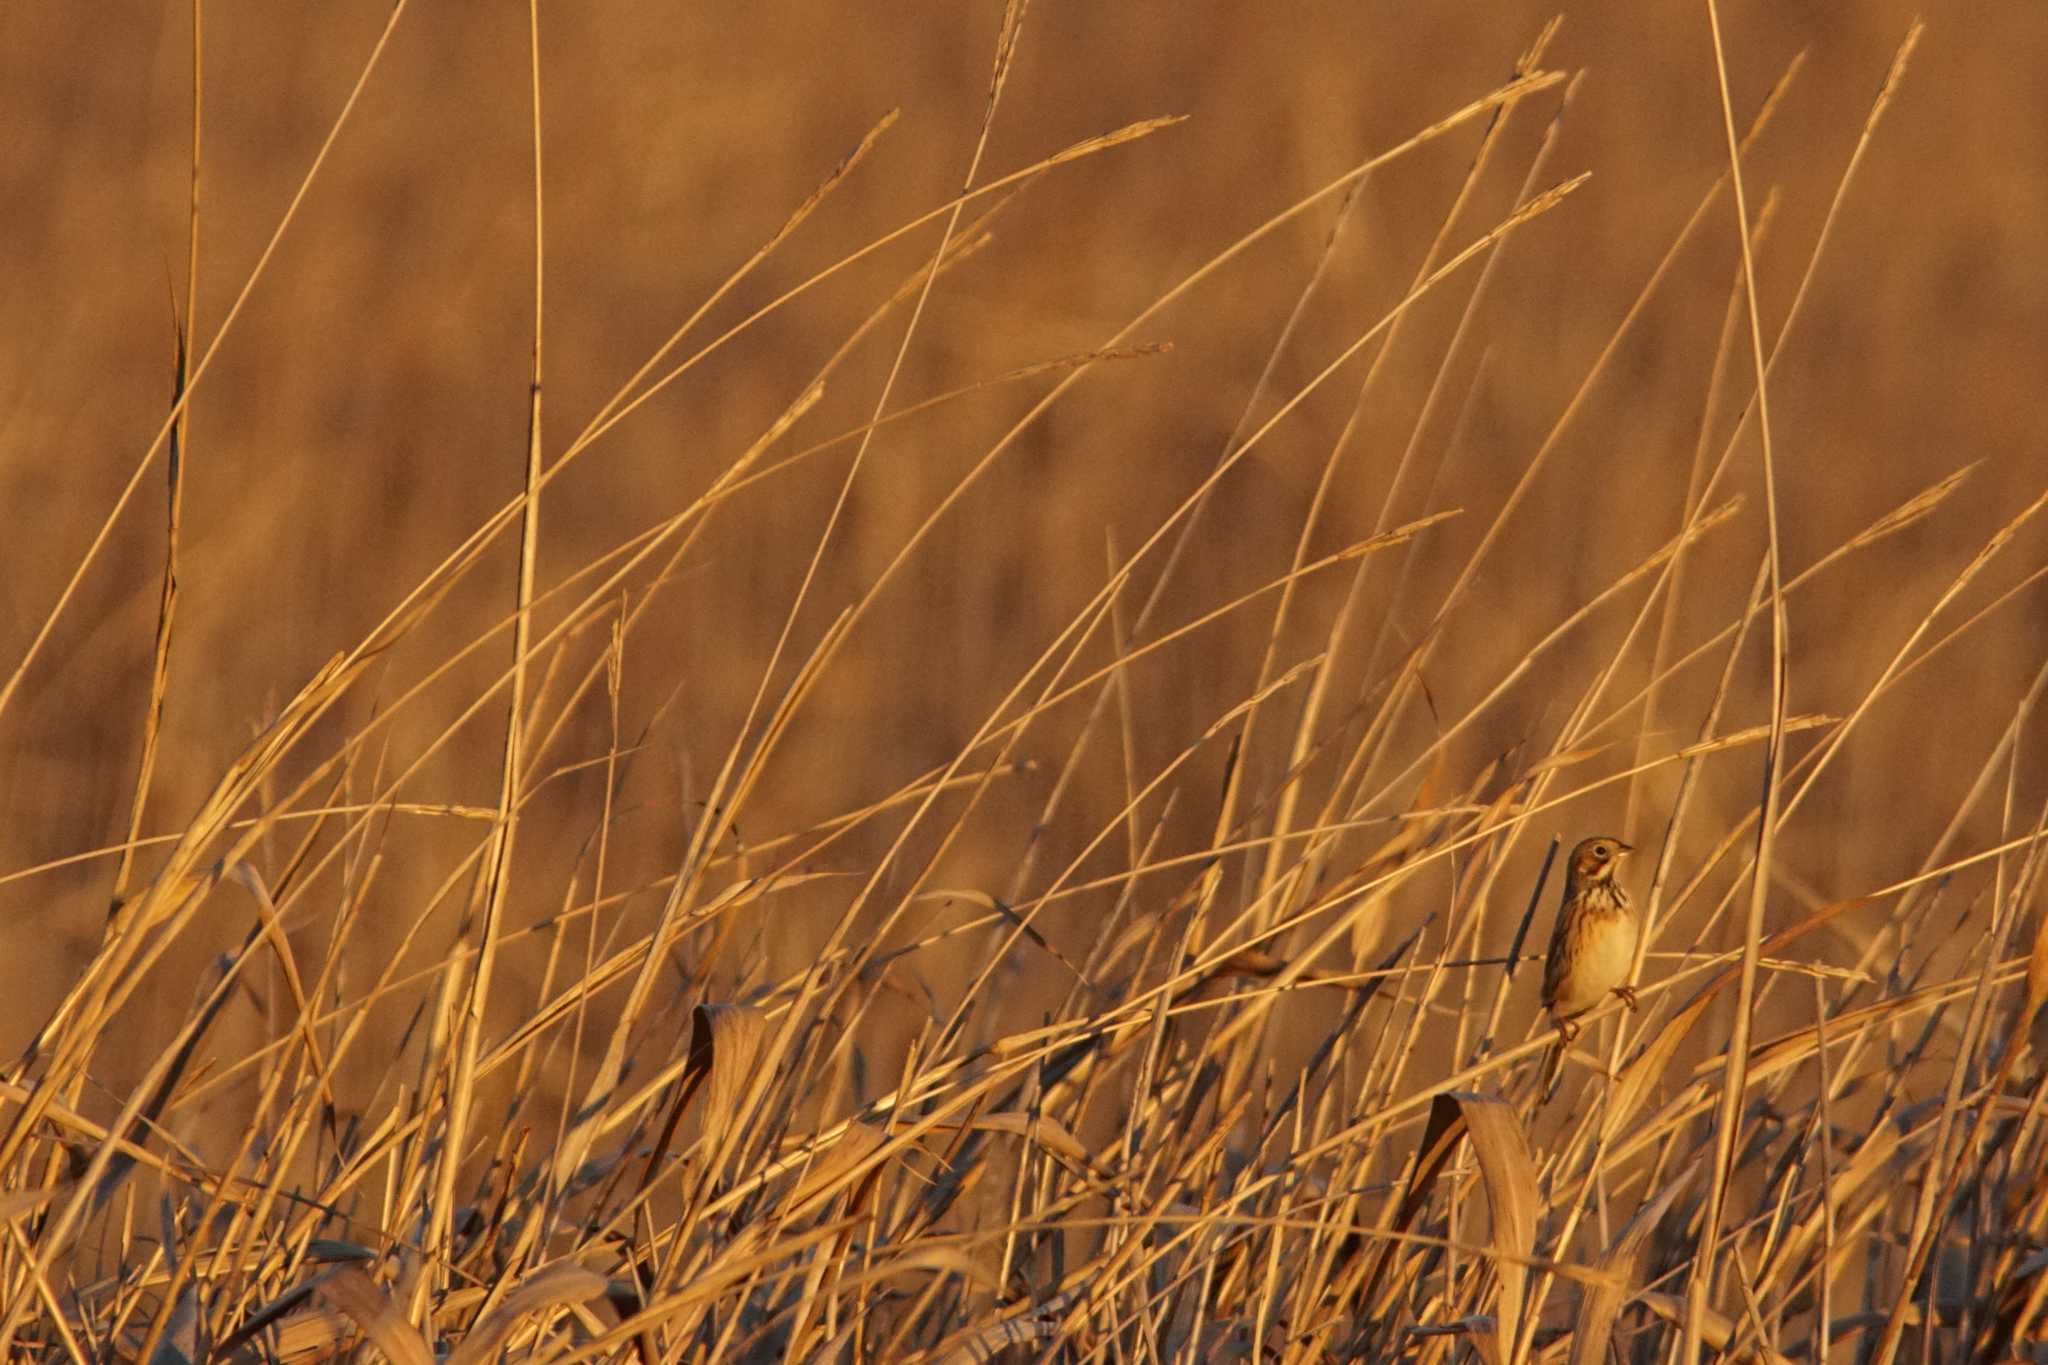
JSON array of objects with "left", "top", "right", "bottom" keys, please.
[{"left": 1592, "top": 843, "right": 1609, "bottom": 859}]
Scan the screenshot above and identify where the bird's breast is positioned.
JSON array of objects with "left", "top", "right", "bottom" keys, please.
[{"left": 1554, "top": 908, "right": 1638, "bottom": 1016}]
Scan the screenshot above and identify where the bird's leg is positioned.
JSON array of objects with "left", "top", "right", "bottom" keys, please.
[{"left": 1612, "top": 984, "right": 1639, "bottom": 1012}]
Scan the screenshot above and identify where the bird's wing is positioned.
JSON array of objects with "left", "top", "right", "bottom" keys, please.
[{"left": 1540, "top": 910, "right": 1570, "bottom": 1010}]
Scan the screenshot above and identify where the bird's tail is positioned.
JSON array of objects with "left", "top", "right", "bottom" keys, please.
[{"left": 1536, "top": 1033, "right": 1568, "bottom": 1104}]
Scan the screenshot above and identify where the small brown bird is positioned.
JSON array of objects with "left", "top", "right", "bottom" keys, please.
[{"left": 1538, "top": 836, "right": 1640, "bottom": 1095}]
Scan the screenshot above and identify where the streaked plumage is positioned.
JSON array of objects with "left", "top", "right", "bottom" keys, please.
[{"left": 1537, "top": 835, "right": 1639, "bottom": 1095}]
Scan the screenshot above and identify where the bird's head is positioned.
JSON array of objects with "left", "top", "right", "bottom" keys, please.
[{"left": 1568, "top": 835, "right": 1633, "bottom": 884}]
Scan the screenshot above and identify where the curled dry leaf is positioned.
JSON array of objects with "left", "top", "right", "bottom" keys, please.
[
  {"left": 316, "top": 1267, "right": 433, "bottom": 1365},
  {"left": 444, "top": 1262, "right": 610, "bottom": 1365},
  {"left": 1453, "top": 1094, "right": 1540, "bottom": 1365},
  {"left": 690, "top": 1002, "right": 776, "bottom": 1156},
  {"left": 1362, "top": 1089, "right": 1537, "bottom": 1365},
  {"left": 631, "top": 1000, "right": 781, "bottom": 1205}
]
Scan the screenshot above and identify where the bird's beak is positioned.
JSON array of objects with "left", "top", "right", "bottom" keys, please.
[{"left": 1616, "top": 841, "right": 1636, "bottom": 855}]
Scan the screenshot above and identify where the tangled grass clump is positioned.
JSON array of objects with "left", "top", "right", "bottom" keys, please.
[{"left": 3, "top": 6, "right": 2047, "bottom": 1362}]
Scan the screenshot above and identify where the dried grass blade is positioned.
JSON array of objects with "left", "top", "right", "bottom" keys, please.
[
  {"left": 1359, "top": 1088, "right": 1471, "bottom": 1322},
  {"left": 1638, "top": 1289, "right": 1794, "bottom": 1364},
  {"left": 928, "top": 1112, "right": 1099, "bottom": 1171},
  {"left": 2027, "top": 898, "right": 2048, "bottom": 1026},
  {"left": 1606, "top": 895, "right": 1876, "bottom": 1136},
  {"left": 1409, "top": 1315, "right": 1504, "bottom": 1365},
  {"left": 909, "top": 888, "right": 1084, "bottom": 979},
  {"left": 925, "top": 1290, "right": 1077, "bottom": 1365},
  {"left": 1567, "top": 1165, "right": 1697, "bottom": 1365},
  {"left": 787, "top": 1120, "right": 891, "bottom": 1214}
]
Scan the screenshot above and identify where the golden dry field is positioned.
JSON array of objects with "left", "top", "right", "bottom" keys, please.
[{"left": 2, "top": 2, "right": 2046, "bottom": 1360}]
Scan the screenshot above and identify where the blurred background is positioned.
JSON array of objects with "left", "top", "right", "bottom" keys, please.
[{"left": 0, "top": 1, "right": 2043, "bottom": 1128}]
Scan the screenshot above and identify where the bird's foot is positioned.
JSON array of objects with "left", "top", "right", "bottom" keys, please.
[{"left": 1613, "top": 985, "right": 1640, "bottom": 1012}]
